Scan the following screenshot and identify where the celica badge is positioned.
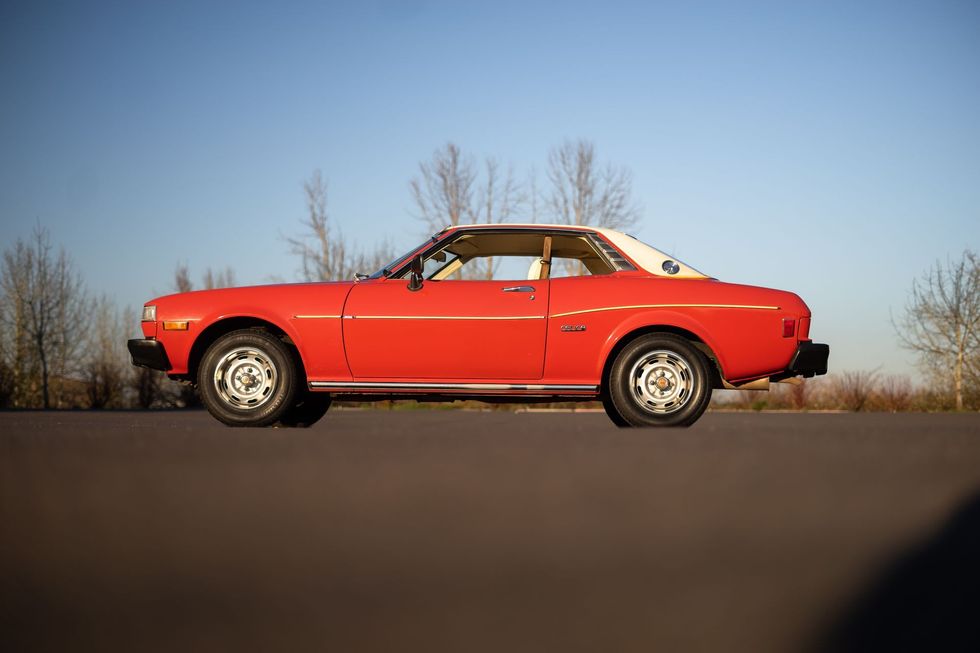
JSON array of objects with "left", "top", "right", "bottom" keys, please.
[{"left": 560, "top": 324, "right": 587, "bottom": 332}]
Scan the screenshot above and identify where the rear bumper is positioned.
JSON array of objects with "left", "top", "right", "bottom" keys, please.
[
  {"left": 788, "top": 341, "right": 829, "bottom": 377},
  {"left": 127, "top": 339, "right": 171, "bottom": 371}
]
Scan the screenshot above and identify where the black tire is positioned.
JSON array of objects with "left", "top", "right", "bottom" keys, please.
[
  {"left": 198, "top": 329, "right": 299, "bottom": 427},
  {"left": 606, "top": 333, "right": 712, "bottom": 427},
  {"left": 275, "top": 393, "right": 332, "bottom": 428},
  {"left": 601, "top": 391, "right": 631, "bottom": 427}
]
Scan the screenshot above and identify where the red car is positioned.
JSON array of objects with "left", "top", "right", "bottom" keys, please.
[{"left": 129, "top": 224, "right": 828, "bottom": 427}]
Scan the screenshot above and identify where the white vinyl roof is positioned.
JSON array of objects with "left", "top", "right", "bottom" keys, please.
[{"left": 442, "top": 223, "right": 709, "bottom": 279}]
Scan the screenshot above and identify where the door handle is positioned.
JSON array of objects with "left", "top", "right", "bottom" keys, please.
[{"left": 502, "top": 285, "right": 535, "bottom": 292}]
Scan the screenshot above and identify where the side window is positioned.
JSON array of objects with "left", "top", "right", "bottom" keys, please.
[
  {"left": 407, "top": 231, "right": 617, "bottom": 281},
  {"left": 422, "top": 251, "right": 458, "bottom": 278},
  {"left": 419, "top": 232, "right": 548, "bottom": 281},
  {"left": 551, "top": 259, "right": 591, "bottom": 278},
  {"left": 466, "top": 255, "right": 541, "bottom": 281},
  {"left": 549, "top": 234, "right": 616, "bottom": 278}
]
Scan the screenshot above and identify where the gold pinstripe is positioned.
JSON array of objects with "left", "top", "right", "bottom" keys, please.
[
  {"left": 295, "top": 305, "right": 778, "bottom": 321},
  {"left": 549, "top": 303, "right": 780, "bottom": 318}
]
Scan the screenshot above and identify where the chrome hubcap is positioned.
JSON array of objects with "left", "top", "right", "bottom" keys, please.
[
  {"left": 213, "top": 347, "right": 278, "bottom": 410},
  {"left": 629, "top": 350, "right": 693, "bottom": 414}
]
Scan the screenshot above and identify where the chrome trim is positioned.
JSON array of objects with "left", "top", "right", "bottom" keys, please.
[
  {"left": 293, "top": 314, "right": 342, "bottom": 319},
  {"left": 309, "top": 381, "right": 598, "bottom": 392},
  {"left": 347, "top": 315, "right": 545, "bottom": 321},
  {"left": 502, "top": 285, "right": 535, "bottom": 292},
  {"left": 550, "top": 303, "right": 781, "bottom": 318}
]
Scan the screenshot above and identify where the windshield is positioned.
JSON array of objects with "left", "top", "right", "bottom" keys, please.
[{"left": 367, "top": 238, "right": 432, "bottom": 279}]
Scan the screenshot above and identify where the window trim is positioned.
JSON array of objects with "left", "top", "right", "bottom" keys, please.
[{"left": 388, "top": 227, "right": 626, "bottom": 281}]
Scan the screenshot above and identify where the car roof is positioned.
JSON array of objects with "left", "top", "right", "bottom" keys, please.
[{"left": 441, "top": 222, "right": 610, "bottom": 235}]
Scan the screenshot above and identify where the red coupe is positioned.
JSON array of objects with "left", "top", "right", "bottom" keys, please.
[{"left": 129, "top": 224, "right": 829, "bottom": 427}]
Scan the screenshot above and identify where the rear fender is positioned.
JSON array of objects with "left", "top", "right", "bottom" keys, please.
[{"left": 597, "top": 310, "right": 729, "bottom": 380}]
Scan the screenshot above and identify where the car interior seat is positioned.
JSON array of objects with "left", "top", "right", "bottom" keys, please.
[{"left": 527, "top": 258, "right": 544, "bottom": 280}]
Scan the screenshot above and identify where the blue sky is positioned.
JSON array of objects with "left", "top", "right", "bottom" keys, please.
[{"left": 1, "top": 0, "right": 978, "bottom": 375}]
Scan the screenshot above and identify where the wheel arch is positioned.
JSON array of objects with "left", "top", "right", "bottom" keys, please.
[
  {"left": 186, "top": 316, "right": 308, "bottom": 385},
  {"left": 599, "top": 324, "right": 726, "bottom": 394}
]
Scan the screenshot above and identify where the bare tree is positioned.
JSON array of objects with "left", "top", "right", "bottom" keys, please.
[
  {"left": 545, "top": 139, "right": 641, "bottom": 230},
  {"left": 0, "top": 254, "right": 36, "bottom": 407},
  {"left": 411, "top": 145, "right": 525, "bottom": 279},
  {"left": 0, "top": 225, "right": 88, "bottom": 408},
  {"left": 0, "top": 327, "right": 13, "bottom": 408},
  {"left": 203, "top": 266, "right": 236, "bottom": 290},
  {"left": 895, "top": 251, "right": 979, "bottom": 410},
  {"left": 84, "top": 295, "right": 130, "bottom": 408},
  {"left": 288, "top": 169, "right": 343, "bottom": 280},
  {"left": 873, "top": 374, "right": 914, "bottom": 412},
  {"left": 468, "top": 158, "right": 522, "bottom": 225},
  {"left": 411, "top": 142, "right": 477, "bottom": 233},
  {"left": 527, "top": 166, "right": 540, "bottom": 223},
  {"left": 286, "top": 170, "right": 380, "bottom": 281},
  {"left": 174, "top": 262, "right": 193, "bottom": 293},
  {"left": 174, "top": 263, "right": 237, "bottom": 292},
  {"left": 466, "top": 158, "right": 524, "bottom": 279},
  {"left": 833, "top": 370, "right": 879, "bottom": 412}
]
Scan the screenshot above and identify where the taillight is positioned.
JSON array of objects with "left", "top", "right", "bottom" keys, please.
[{"left": 782, "top": 318, "right": 796, "bottom": 338}]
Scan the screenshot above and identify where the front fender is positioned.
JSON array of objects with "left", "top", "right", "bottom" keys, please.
[{"left": 161, "top": 308, "right": 307, "bottom": 376}]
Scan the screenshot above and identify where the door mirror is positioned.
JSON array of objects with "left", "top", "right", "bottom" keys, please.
[{"left": 408, "top": 254, "right": 424, "bottom": 292}]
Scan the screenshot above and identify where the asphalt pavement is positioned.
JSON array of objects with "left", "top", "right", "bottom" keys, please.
[{"left": 2, "top": 409, "right": 980, "bottom": 652}]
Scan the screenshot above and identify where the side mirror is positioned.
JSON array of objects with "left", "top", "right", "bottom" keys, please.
[{"left": 408, "top": 254, "right": 424, "bottom": 292}]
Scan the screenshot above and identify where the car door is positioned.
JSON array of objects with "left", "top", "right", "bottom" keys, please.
[{"left": 342, "top": 276, "right": 548, "bottom": 379}]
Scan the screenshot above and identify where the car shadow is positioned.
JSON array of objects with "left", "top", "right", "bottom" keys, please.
[{"left": 815, "top": 488, "right": 980, "bottom": 652}]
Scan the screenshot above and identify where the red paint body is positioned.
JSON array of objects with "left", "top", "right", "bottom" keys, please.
[{"left": 142, "top": 226, "right": 818, "bottom": 395}]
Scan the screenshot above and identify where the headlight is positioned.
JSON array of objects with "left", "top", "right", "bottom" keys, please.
[{"left": 141, "top": 305, "right": 157, "bottom": 322}]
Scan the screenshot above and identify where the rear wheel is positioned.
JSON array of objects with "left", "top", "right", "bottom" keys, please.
[
  {"left": 198, "top": 329, "right": 298, "bottom": 427},
  {"left": 276, "top": 393, "right": 332, "bottom": 428},
  {"left": 605, "top": 334, "right": 712, "bottom": 427}
]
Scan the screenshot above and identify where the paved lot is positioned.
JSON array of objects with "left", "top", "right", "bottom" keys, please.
[{"left": 2, "top": 409, "right": 980, "bottom": 652}]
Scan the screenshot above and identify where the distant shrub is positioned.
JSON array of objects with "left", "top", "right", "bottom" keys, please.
[{"left": 870, "top": 374, "right": 914, "bottom": 412}]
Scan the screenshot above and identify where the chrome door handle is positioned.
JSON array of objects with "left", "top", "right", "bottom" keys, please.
[{"left": 502, "top": 285, "right": 535, "bottom": 292}]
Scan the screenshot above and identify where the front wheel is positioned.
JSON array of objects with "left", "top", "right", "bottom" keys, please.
[
  {"left": 276, "top": 393, "right": 332, "bottom": 428},
  {"left": 605, "top": 334, "right": 712, "bottom": 427},
  {"left": 601, "top": 391, "right": 630, "bottom": 427},
  {"left": 198, "top": 329, "right": 299, "bottom": 427}
]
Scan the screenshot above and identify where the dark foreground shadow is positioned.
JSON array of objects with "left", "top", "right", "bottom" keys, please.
[{"left": 816, "top": 490, "right": 980, "bottom": 653}]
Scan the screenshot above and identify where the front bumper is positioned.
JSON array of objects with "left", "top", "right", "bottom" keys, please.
[
  {"left": 787, "top": 341, "right": 829, "bottom": 377},
  {"left": 128, "top": 339, "right": 171, "bottom": 371}
]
